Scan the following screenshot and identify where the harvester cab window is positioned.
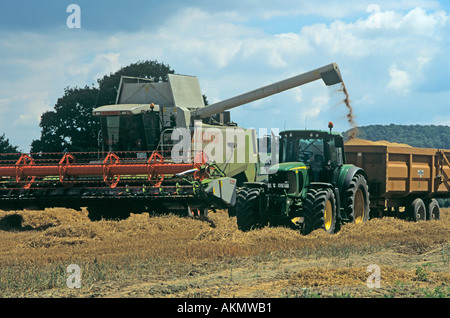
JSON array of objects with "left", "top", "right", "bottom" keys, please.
[
  {"left": 142, "top": 113, "right": 161, "bottom": 151},
  {"left": 102, "top": 116, "right": 120, "bottom": 151},
  {"left": 120, "top": 116, "right": 143, "bottom": 151},
  {"left": 101, "top": 115, "right": 147, "bottom": 152}
]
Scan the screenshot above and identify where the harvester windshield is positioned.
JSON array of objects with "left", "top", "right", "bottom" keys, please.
[{"left": 96, "top": 105, "right": 161, "bottom": 152}]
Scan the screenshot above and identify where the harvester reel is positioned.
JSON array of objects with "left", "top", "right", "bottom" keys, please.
[
  {"left": 103, "top": 152, "right": 121, "bottom": 188},
  {"left": 58, "top": 153, "right": 78, "bottom": 186},
  {"left": 147, "top": 151, "right": 165, "bottom": 187},
  {"left": 15, "top": 154, "right": 35, "bottom": 189}
]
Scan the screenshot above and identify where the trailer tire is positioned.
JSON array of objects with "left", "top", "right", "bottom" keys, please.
[
  {"left": 344, "top": 174, "right": 370, "bottom": 224},
  {"left": 407, "top": 198, "right": 426, "bottom": 221},
  {"left": 302, "top": 188, "right": 337, "bottom": 235},
  {"left": 236, "top": 187, "right": 267, "bottom": 231},
  {"left": 424, "top": 198, "right": 440, "bottom": 221}
]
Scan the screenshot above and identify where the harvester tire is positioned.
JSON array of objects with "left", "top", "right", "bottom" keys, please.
[
  {"left": 236, "top": 187, "right": 267, "bottom": 231},
  {"left": 302, "top": 188, "right": 337, "bottom": 235},
  {"left": 424, "top": 198, "right": 440, "bottom": 220},
  {"left": 407, "top": 198, "right": 426, "bottom": 221},
  {"left": 344, "top": 174, "right": 370, "bottom": 224},
  {"left": 87, "top": 205, "right": 130, "bottom": 221}
]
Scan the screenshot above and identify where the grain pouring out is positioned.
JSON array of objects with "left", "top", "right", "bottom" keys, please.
[{"left": 340, "top": 82, "right": 358, "bottom": 140}]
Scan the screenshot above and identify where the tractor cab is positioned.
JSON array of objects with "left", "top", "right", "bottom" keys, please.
[{"left": 279, "top": 125, "right": 345, "bottom": 183}]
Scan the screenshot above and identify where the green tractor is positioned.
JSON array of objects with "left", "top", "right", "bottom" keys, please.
[{"left": 235, "top": 122, "right": 370, "bottom": 234}]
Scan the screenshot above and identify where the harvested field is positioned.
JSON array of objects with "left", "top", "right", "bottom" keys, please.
[{"left": 0, "top": 207, "right": 449, "bottom": 298}]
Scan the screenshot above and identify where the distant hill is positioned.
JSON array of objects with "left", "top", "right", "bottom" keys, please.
[{"left": 343, "top": 124, "right": 450, "bottom": 149}]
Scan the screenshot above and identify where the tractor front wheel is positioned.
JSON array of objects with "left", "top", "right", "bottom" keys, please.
[
  {"left": 302, "top": 188, "right": 337, "bottom": 235},
  {"left": 236, "top": 187, "right": 267, "bottom": 231}
]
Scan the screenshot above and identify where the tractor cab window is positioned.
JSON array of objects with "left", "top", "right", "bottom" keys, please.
[
  {"left": 282, "top": 139, "right": 296, "bottom": 162},
  {"left": 282, "top": 136, "right": 324, "bottom": 164},
  {"left": 298, "top": 138, "right": 325, "bottom": 181},
  {"left": 281, "top": 134, "right": 326, "bottom": 181},
  {"left": 297, "top": 138, "right": 324, "bottom": 163}
]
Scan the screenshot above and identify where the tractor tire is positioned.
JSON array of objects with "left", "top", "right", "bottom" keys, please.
[
  {"left": 227, "top": 187, "right": 244, "bottom": 217},
  {"left": 302, "top": 187, "right": 337, "bottom": 235},
  {"left": 236, "top": 187, "right": 267, "bottom": 231},
  {"left": 344, "top": 174, "right": 370, "bottom": 224},
  {"left": 407, "top": 198, "right": 426, "bottom": 221},
  {"left": 424, "top": 198, "right": 440, "bottom": 221}
]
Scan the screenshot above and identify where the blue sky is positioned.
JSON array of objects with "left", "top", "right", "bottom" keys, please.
[{"left": 0, "top": 0, "right": 449, "bottom": 151}]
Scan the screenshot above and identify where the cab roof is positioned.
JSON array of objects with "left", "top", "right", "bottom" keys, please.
[{"left": 92, "top": 103, "right": 160, "bottom": 116}]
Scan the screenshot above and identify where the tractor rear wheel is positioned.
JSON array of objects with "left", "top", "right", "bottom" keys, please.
[
  {"left": 302, "top": 188, "right": 337, "bottom": 235},
  {"left": 236, "top": 187, "right": 267, "bottom": 231},
  {"left": 345, "top": 174, "right": 370, "bottom": 224}
]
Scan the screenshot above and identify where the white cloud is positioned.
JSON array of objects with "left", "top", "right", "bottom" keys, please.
[
  {"left": 0, "top": 3, "right": 449, "bottom": 150},
  {"left": 300, "top": 94, "right": 330, "bottom": 125},
  {"left": 387, "top": 63, "right": 411, "bottom": 95}
]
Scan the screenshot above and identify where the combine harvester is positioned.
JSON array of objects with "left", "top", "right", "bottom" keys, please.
[{"left": 0, "top": 63, "right": 344, "bottom": 221}]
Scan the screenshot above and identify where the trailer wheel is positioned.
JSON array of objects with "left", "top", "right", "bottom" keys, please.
[
  {"left": 424, "top": 198, "right": 440, "bottom": 220},
  {"left": 236, "top": 187, "right": 267, "bottom": 231},
  {"left": 344, "top": 174, "right": 370, "bottom": 224},
  {"left": 407, "top": 198, "right": 426, "bottom": 221},
  {"left": 302, "top": 188, "right": 337, "bottom": 235}
]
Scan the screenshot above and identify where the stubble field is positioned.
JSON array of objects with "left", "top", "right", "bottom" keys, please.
[{"left": 0, "top": 207, "right": 449, "bottom": 298}]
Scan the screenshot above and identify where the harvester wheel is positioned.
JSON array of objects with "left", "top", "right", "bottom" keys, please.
[
  {"left": 87, "top": 205, "right": 130, "bottom": 221},
  {"left": 236, "top": 187, "right": 267, "bottom": 231},
  {"left": 407, "top": 198, "right": 426, "bottom": 221},
  {"left": 424, "top": 198, "right": 440, "bottom": 220},
  {"left": 344, "top": 174, "right": 370, "bottom": 224},
  {"left": 302, "top": 188, "right": 337, "bottom": 235}
]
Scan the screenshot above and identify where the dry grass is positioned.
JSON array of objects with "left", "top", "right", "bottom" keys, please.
[{"left": 0, "top": 207, "right": 449, "bottom": 297}]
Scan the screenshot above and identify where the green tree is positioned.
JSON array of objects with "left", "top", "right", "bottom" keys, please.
[
  {"left": 31, "top": 60, "right": 174, "bottom": 153},
  {"left": 0, "top": 133, "right": 19, "bottom": 153}
]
